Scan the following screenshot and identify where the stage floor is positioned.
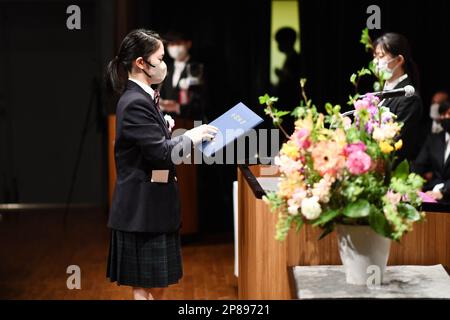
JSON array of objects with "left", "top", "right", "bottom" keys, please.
[{"left": 0, "top": 209, "right": 237, "bottom": 300}]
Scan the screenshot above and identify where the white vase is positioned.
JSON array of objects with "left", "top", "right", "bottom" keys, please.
[{"left": 336, "top": 224, "right": 391, "bottom": 286}]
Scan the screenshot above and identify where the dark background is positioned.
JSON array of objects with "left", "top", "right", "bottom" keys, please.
[{"left": 0, "top": 0, "right": 449, "bottom": 233}]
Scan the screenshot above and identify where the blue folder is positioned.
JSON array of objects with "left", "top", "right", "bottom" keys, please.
[{"left": 198, "top": 102, "right": 264, "bottom": 157}]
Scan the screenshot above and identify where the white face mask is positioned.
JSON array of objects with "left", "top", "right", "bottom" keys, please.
[
  {"left": 167, "top": 45, "right": 188, "bottom": 60},
  {"left": 430, "top": 103, "right": 441, "bottom": 120},
  {"left": 143, "top": 59, "right": 167, "bottom": 84},
  {"left": 374, "top": 57, "right": 399, "bottom": 80}
]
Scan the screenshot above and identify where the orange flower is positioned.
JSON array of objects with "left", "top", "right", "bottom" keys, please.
[{"left": 311, "top": 141, "right": 345, "bottom": 177}]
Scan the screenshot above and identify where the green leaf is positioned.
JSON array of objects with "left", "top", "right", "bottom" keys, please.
[
  {"left": 333, "top": 105, "right": 341, "bottom": 113},
  {"left": 343, "top": 199, "right": 371, "bottom": 218},
  {"left": 300, "top": 78, "right": 307, "bottom": 87},
  {"left": 325, "top": 102, "right": 333, "bottom": 115},
  {"left": 295, "top": 217, "right": 304, "bottom": 233},
  {"left": 373, "top": 81, "right": 382, "bottom": 91},
  {"left": 397, "top": 203, "right": 421, "bottom": 221},
  {"left": 318, "top": 224, "right": 335, "bottom": 240},
  {"left": 312, "top": 209, "right": 340, "bottom": 227},
  {"left": 274, "top": 110, "right": 290, "bottom": 117},
  {"left": 369, "top": 206, "right": 391, "bottom": 237},
  {"left": 393, "top": 160, "right": 410, "bottom": 180},
  {"left": 360, "top": 28, "right": 373, "bottom": 52},
  {"left": 269, "top": 96, "right": 279, "bottom": 103},
  {"left": 258, "top": 94, "right": 270, "bottom": 105},
  {"left": 291, "top": 106, "right": 306, "bottom": 118},
  {"left": 350, "top": 73, "right": 357, "bottom": 85},
  {"left": 358, "top": 67, "right": 371, "bottom": 77}
]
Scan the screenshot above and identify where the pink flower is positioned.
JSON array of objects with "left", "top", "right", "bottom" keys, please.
[
  {"left": 346, "top": 150, "right": 372, "bottom": 175},
  {"left": 293, "top": 128, "right": 311, "bottom": 149},
  {"left": 354, "top": 99, "right": 370, "bottom": 110},
  {"left": 343, "top": 142, "right": 366, "bottom": 157},
  {"left": 386, "top": 190, "right": 402, "bottom": 205}
]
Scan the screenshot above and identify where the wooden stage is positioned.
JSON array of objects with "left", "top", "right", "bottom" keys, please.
[{"left": 0, "top": 209, "right": 237, "bottom": 300}]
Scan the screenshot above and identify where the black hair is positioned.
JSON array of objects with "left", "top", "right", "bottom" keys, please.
[
  {"left": 164, "top": 30, "right": 191, "bottom": 43},
  {"left": 106, "top": 29, "right": 162, "bottom": 94},
  {"left": 438, "top": 101, "right": 450, "bottom": 115},
  {"left": 275, "top": 27, "right": 297, "bottom": 46},
  {"left": 373, "top": 33, "right": 420, "bottom": 91}
]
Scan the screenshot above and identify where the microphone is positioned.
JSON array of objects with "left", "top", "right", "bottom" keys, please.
[
  {"left": 339, "top": 86, "right": 415, "bottom": 118},
  {"left": 363, "top": 85, "right": 415, "bottom": 99}
]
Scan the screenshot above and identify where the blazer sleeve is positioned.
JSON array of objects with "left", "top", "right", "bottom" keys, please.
[
  {"left": 395, "top": 95, "right": 422, "bottom": 139},
  {"left": 122, "top": 98, "right": 192, "bottom": 164},
  {"left": 411, "top": 135, "right": 432, "bottom": 175}
]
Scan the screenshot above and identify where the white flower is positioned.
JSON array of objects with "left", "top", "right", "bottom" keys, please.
[
  {"left": 287, "top": 198, "right": 300, "bottom": 216},
  {"left": 164, "top": 114, "right": 175, "bottom": 132},
  {"left": 372, "top": 122, "right": 401, "bottom": 141},
  {"left": 301, "top": 196, "right": 322, "bottom": 220},
  {"left": 274, "top": 155, "right": 302, "bottom": 175},
  {"left": 312, "top": 178, "right": 331, "bottom": 203}
]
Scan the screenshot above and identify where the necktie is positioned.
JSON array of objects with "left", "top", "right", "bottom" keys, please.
[{"left": 153, "top": 89, "right": 160, "bottom": 109}]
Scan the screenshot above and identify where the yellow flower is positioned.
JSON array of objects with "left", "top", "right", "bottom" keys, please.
[
  {"left": 379, "top": 141, "right": 394, "bottom": 154},
  {"left": 394, "top": 139, "right": 403, "bottom": 150},
  {"left": 278, "top": 172, "right": 303, "bottom": 198},
  {"left": 281, "top": 140, "right": 300, "bottom": 159}
]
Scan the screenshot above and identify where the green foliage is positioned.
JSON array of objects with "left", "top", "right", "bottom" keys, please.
[
  {"left": 343, "top": 199, "right": 371, "bottom": 218},
  {"left": 392, "top": 160, "right": 409, "bottom": 180},
  {"left": 275, "top": 213, "right": 293, "bottom": 241},
  {"left": 360, "top": 28, "right": 373, "bottom": 52},
  {"left": 312, "top": 209, "right": 340, "bottom": 227},
  {"left": 368, "top": 206, "right": 391, "bottom": 237}
]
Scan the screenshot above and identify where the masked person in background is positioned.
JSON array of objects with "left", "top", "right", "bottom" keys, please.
[
  {"left": 429, "top": 91, "right": 448, "bottom": 133},
  {"left": 159, "top": 31, "right": 207, "bottom": 122},
  {"left": 373, "top": 33, "right": 423, "bottom": 163},
  {"left": 105, "top": 29, "right": 217, "bottom": 300},
  {"left": 412, "top": 101, "right": 450, "bottom": 204}
]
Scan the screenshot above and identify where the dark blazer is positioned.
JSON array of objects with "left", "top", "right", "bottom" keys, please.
[
  {"left": 108, "top": 80, "right": 192, "bottom": 233},
  {"left": 381, "top": 77, "right": 423, "bottom": 163},
  {"left": 412, "top": 131, "right": 450, "bottom": 203},
  {"left": 160, "top": 58, "right": 206, "bottom": 121}
]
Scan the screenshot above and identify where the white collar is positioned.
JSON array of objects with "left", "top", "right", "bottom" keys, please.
[
  {"left": 446, "top": 132, "right": 450, "bottom": 142},
  {"left": 128, "top": 77, "right": 155, "bottom": 100},
  {"left": 384, "top": 73, "right": 408, "bottom": 91},
  {"left": 174, "top": 56, "right": 190, "bottom": 68}
]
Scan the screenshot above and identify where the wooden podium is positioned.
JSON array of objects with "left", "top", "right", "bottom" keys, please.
[
  {"left": 107, "top": 115, "right": 198, "bottom": 235},
  {"left": 237, "top": 164, "right": 450, "bottom": 300}
]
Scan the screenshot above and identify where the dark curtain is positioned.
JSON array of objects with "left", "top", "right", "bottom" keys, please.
[
  {"left": 299, "top": 0, "right": 450, "bottom": 117},
  {"left": 131, "top": 0, "right": 272, "bottom": 233}
]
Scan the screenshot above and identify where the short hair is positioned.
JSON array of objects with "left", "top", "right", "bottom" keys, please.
[
  {"left": 438, "top": 101, "right": 450, "bottom": 115},
  {"left": 164, "top": 30, "right": 191, "bottom": 42},
  {"left": 275, "top": 27, "right": 297, "bottom": 45}
]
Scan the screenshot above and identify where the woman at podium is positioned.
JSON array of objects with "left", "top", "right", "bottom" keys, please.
[{"left": 372, "top": 32, "right": 423, "bottom": 163}]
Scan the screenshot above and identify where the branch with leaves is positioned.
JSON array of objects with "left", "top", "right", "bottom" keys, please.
[{"left": 347, "top": 28, "right": 393, "bottom": 105}]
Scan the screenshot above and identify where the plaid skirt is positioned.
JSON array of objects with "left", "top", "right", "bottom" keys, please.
[{"left": 106, "top": 229, "right": 183, "bottom": 288}]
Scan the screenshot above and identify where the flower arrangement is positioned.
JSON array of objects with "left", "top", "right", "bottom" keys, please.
[{"left": 261, "top": 30, "right": 425, "bottom": 242}]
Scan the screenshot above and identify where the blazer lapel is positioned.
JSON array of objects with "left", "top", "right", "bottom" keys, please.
[
  {"left": 153, "top": 100, "right": 171, "bottom": 138},
  {"left": 442, "top": 133, "right": 450, "bottom": 170},
  {"left": 127, "top": 80, "right": 171, "bottom": 138},
  {"left": 381, "top": 78, "right": 413, "bottom": 111}
]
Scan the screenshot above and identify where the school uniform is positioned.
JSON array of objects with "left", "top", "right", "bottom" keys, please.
[
  {"left": 412, "top": 131, "right": 450, "bottom": 204},
  {"left": 379, "top": 75, "right": 423, "bottom": 163},
  {"left": 106, "top": 78, "right": 192, "bottom": 288},
  {"left": 160, "top": 57, "right": 206, "bottom": 120}
]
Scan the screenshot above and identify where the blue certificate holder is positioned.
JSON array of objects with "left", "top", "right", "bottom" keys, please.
[{"left": 197, "top": 102, "right": 264, "bottom": 157}]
